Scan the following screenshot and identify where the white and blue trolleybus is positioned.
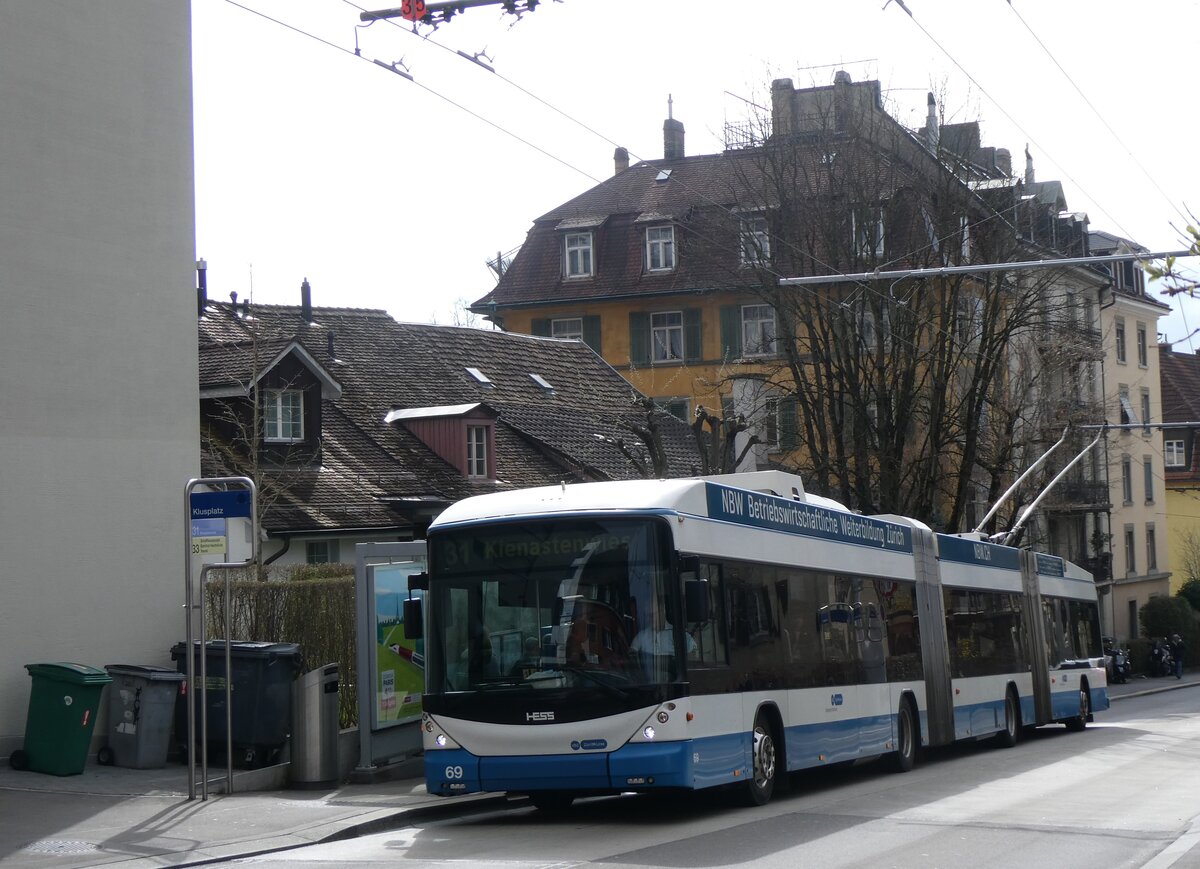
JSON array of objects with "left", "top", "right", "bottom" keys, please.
[{"left": 405, "top": 471, "right": 1108, "bottom": 809}]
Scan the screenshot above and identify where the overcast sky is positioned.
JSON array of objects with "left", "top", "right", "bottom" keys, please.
[{"left": 192, "top": 0, "right": 1200, "bottom": 345}]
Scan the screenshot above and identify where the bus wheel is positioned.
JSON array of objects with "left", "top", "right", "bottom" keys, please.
[
  {"left": 741, "top": 717, "right": 777, "bottom": 806},
  {"left": 529, "top": 791, "right": 575, "bottom": 812},
  {"left": 1066, "top": 685, "right": 1089, "bottom": 732},
  {"left": 891, "top": 699, "right": 917, "bottom": 773},
  {"left": 995, "top": 690, "right": 1019, "bottom": 748}
]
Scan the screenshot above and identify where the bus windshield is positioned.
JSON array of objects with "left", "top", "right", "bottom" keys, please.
[{"left": 427, "top": 517, "right": 680, "bottom": 693}]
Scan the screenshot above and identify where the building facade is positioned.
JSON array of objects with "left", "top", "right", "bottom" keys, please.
[{"left": 0, "top": 2, "right": 198, "bottom": 751}]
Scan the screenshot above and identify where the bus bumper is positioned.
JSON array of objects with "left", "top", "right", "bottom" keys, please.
[{"left": 424, "top": 742, "right": 694, "bottom": 796}]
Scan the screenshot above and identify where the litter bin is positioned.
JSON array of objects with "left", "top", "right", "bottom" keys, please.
[
  {"left": 9, "top": 663, "right": 111, "bottom": 776},
  {"left": 290, "top": 663, "right": 340, "bottom": 788},
  {"left": 170, "top": 640, "right": 303, "bottom": 769},
  {"left": 100, "top": 665, "right": 186, "bottom": 769}
]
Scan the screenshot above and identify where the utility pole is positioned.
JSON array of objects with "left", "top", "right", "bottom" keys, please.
[{"left": 360, "top": 0, "right": 543, "bottom": 25}]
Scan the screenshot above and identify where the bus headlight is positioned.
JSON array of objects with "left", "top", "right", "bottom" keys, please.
[
  {"left": 436, "top": 734, "right": 448, "bottom": 747},
  {"left": 643, "top": 726, "right": 656, "bottom": 740}
]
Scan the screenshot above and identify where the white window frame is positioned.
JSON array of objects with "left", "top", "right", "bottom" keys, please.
[
  {"left": 551, "top": 317, "right": 583, "bottom": 340},
  {"left": 564, "top": 232, "right": 593, "bottom": 278},
  {"left": 852, "top": 206, "right": 885, "bottom": 258},
  {"left": 739, "top": 214, "right": 770, "bottom": 266},
  {"left": 265, "top": 389, "right": 304, "bottom": 442},
  {"left": 1144, "top": 456, "right": 1154, "bottom": 503},
  {"left": 1125, "top": 525, "right": 1136, "bottom": 575},
  {"left": 1136, "top": 322, "right": 1148, "bottom": 367},
  {"left": 1118, "top": 386, "right": 1137, "bottom": 427},
  {"left": 1165, "top": 439, "right": 1185, "bottom": 467},
  {"left": 1140, "top": 389, "right": 1152, "bottom": 435},
  {"left": 466, "top": 425, "right": 488, "bottom": 478},
  {"left": 305, "top": 539, "right": 339, "bottom": 565},
  {"left": 645, "top": 225, "right": 675, "bottom": 272},
  {"left": 741, "top": 304, "right": 777, "bottom": 356},
  {"left": 1115, "top": 318, "right": 1127, "bottom": 363},
  {"left": 1121, "top": 455, "right": 1133, "bottom": 504},
  {"left": 650, "top": 310, "right": 684, "bottom": 363},
  {"left": 1147, "top": 524, "right": 1158, "bottom": 571}
]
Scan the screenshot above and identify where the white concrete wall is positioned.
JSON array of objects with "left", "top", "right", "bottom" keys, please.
[{"left": 0, "top": 2, "right": 197, "bottom": 751}]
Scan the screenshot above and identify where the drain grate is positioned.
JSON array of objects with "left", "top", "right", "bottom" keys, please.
[{"left": 21, "top": 839, "right": 100, "bottom": 855}]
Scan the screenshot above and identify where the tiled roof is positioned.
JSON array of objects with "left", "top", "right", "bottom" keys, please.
[
  {"left": 198, "top": 301, "right": 699, "bottom": 535},
  {"left": 1160, "top": 346, "right": 1200, "bottom": 423}
]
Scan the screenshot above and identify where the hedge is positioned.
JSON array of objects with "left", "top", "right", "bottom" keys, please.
[{"left": 204, "top": 566, "right": 357, "bottom": 728}]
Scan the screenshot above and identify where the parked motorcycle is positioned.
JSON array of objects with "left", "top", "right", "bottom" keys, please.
[
  {"left": 1103, "top": 638, "right": 1131, "bottom": 684},
  {"left": 1151, "top": 639, "right": 1175, "bottom": 678}
]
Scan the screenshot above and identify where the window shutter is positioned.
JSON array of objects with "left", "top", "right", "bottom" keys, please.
[
  {"left": 720, "top": 305, "right": 742, "bottom": 359},
  {"left": 779, "top": 397, "right": 799, "bottom": 450},
  {"left": 629, "top": 312, "right": 649, "bottom": 365},
  {"left": 531, "top": 319, "right": 550, "bottom": 337},
  {"left": 582, "top": 315, "right": 601, "bottom": 353},
  {"left": 684, "top": 308, "right": 702, "bottom": 362}
]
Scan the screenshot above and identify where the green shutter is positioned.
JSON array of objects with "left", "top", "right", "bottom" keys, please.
[
  {"left": 629, "top": 312, "right": 649, "bottom": 365},
  {"left": 530, "top": 319, "right": 551, "bottom": 337},
  {"left": 582, "top": 315, "right": 601, "bottom": 353},
  {"left": 684, "top": 308, "right": 702, "bottom": 362},
  {"left": 779, "top": 397, "right": 799, "bottom": 450},
  {"left": 720, "top": 305, "right": 741, "bottom": 360}
]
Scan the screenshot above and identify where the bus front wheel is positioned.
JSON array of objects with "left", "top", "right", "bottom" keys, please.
[
  {"left": 891, "top": 700, "right": 917, "bottom": 773},
  {"left": 740, "top": 716, "right": 777, "bottom": 806},
  {"left": 994, "top": 689, "right": 1019, "bottom": 748}
]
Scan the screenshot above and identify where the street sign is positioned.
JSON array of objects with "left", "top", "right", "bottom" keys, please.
[{"left": 189, "top": 490, "right": 252, "bottom": 520}]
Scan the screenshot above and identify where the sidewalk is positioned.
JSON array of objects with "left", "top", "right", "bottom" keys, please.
[{"left": 1, "top": 673, "right": 1196, "bottom": 869}]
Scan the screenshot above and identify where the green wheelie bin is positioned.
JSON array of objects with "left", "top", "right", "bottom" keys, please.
[{"left": 9, "top": 663, "right": 111, "bottom": 775}]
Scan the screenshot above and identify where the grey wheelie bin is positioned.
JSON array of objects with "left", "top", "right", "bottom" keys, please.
[{"left": 100, "top": 664, "right": 186, "bottom": 768}]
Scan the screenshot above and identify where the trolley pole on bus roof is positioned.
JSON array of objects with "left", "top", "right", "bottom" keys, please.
[{"left": 360, "top": 0, "right": 543, "bottom": 25}]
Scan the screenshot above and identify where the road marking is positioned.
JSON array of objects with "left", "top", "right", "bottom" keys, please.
[{"left": 1141, "top": 817, "right": 1200, "bottom": 869}]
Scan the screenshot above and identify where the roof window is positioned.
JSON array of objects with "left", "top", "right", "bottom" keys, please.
[
  {"left": 465, "top": 367, "right": 494, "bottom": 388},
  {"left": 528, "top": 373, "right": 555, "bottom": 394}
]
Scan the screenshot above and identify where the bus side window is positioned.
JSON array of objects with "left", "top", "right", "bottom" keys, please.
[{"left": 687, "top": 563, "right": 727, "bottom": 666}]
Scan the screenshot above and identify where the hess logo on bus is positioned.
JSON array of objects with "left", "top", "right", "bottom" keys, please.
[{"left": 526, "top": 711, "right": 555, "bottom": 722}]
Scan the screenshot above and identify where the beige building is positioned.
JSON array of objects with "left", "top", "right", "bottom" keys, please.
[
  {"left": 0, "top": 3, "right": 198, "bottom": 752},
  {"left": 1091, "top": 231, "right": 1172, "bottom": 641}
]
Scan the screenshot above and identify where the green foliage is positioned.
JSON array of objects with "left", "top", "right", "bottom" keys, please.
[
  {"left": 1139, "top": 596, "right": 1198, "bottom": 656},
  {"left": 1179, "top": 577, "right": 1200, "bottom": 612},
  {"left": 205, "top": 571, "right": 357, "bottom": 728}
]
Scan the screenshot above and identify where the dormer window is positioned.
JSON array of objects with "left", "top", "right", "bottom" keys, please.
[
  {"left": 265, "top": 389, "right": 304, "bottom": 442},
  {"left": 739, "top": 214, "right": 770, "bottom": 267},
  {"left": 467, "top": 425, "right": 489, "bottom": 477},
  {"left": 646, "top": 225, "right": 675, "bottom": 272},
  {"left": 564, "top": 232, "right": 594, "bottom": 278}
]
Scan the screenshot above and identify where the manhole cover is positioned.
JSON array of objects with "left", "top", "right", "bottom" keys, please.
[{"left": 21, "top": 839, "right": 99, "bottom": 855}]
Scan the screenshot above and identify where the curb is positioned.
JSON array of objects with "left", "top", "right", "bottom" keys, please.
[{"left": 1109, "top": 678, "right": 1198, "bottom": 701}]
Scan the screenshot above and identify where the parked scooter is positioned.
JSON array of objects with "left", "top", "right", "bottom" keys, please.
[
  {"left": 1151, "top": 639, "right": 1175, "bottom": 678},
  {"left": 1103, "top": 638, "right": 1131, "bottom": 684}
]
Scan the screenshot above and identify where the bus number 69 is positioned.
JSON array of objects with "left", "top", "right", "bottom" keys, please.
[{"left": 444, "top": 765, "right": 464, "bottom": 779}]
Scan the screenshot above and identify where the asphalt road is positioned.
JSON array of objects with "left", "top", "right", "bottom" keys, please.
[{"left": 217, "top": 686, "right": 1200, "bottom": 869}]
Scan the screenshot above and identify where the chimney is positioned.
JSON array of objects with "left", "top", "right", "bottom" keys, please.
[
  {"left": 663, "top": 95, "right": 685, "bottom": 160},
  {"left": 1024, "top": 144, "right": 1035, "bottom": 184},
  {"left": 301, "top": 277, "right": 313, "bottom": 323},
  {"left": 770, "top": 78, "right": 795, "bottom": 138},
  {"left": 996, "top": 147, "right": 1012, "bottom": 177},
  {"left": 924, "top": 92, "right": 939, "bottom": 153},
  {"left": 230, "top": 290, "right": 238, "bottom": 309},
  {"left": 614, "top": 146, "right": 629, "bottom": 175},
  {"left": 196, "top": 258, "right": 208, "bottom": 317},
  {"left": 833, "top": 69, "right": 852, "bottom": 85}
]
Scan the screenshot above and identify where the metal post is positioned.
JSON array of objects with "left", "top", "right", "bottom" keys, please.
[{"left": 184, "top": 477, "right": 257, "bottom": 801}]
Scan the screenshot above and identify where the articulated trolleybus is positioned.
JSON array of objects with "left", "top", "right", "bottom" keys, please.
[{"left": 406, "top": 471, "right": 1107, "bottom": 809}]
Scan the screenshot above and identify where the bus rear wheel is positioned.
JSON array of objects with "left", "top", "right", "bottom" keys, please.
[
  {"left": 740, "top": 717, "right": 777, "bottom": 806},
  {"left": 994, "top": 689, "right": 1019, "bottom": 749},
  {"left": 1066, "top": 684, "right": 1089, "bottom": 732},
  {"left": 891, "top": 699, "right": 917, "bottom": 773}
]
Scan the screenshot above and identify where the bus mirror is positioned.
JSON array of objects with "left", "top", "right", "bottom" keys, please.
[
  {"left": 685, "top": 579, "right": 710, "bottom": 622},
  {"left": 679, "top": 555, "right": 701, "bottom": 579},
  {"left": 403, "top": 598, "right": 424, "bottom": 640},
  {"left": 408, "top": 572, "right": 429, "bottom": 592}
]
